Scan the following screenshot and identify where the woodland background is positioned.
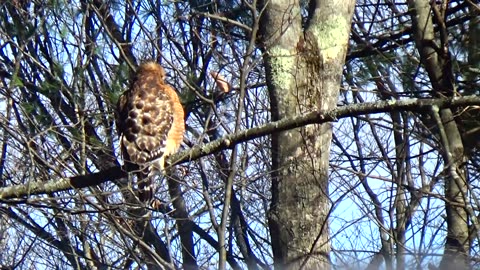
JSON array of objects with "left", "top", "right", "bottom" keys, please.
[{"left": 0, "top": 0, "right": 480, "bottom": 269}]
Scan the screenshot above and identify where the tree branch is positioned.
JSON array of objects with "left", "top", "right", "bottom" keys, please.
[{"left": 1, "top": 95, "right": 479, "bottom": 200}]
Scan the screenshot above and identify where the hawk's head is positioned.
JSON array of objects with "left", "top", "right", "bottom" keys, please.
[{"left": 136, "top": 62, "right": 166, "bottom": 81}]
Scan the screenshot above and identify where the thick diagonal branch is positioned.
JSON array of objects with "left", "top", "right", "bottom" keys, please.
[{"left": 0, "top": 96, "right": 480, "bottom": 200}]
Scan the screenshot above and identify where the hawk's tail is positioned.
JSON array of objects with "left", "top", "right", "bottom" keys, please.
[{"left": 137, "top": 171, "right": 155, "bottom": 204}]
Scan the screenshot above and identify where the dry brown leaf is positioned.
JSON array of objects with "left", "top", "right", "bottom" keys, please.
[{"left": 210, "top": 71, "right": 231, "bottom": 93}]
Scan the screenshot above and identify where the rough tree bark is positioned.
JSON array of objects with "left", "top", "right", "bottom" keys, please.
[{"left": 259, "top": 0, "right": 355, "bottom": 269}]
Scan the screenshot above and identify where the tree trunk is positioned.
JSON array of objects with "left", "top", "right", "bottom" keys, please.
[
  {"left": 259, "top": 1, "right": 355, "bottom": 269},
  {"left": 407, "top": 1, "right": 470, "bottom": 269}
]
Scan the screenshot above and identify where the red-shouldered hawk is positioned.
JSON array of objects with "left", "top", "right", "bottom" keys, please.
[{"left": 116, "top": 62, "right": 185, "bottom": 203}]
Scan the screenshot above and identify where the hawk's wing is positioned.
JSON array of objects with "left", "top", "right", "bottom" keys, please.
[{"left": 116, "top": 62, "right": 179, "bottom": 203}]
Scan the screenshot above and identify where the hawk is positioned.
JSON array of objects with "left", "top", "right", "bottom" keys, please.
[{"left": 116, "top": 62, "right": 185, "bottom": 203}]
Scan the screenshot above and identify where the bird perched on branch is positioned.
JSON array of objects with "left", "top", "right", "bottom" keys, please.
[{"left": 116, "top": 62, "right": 185, "bottom": 204}]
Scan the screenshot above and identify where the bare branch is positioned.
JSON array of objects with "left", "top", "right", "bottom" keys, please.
[{"left": 1, "top": 95, "right": 480, "bottom": 200}]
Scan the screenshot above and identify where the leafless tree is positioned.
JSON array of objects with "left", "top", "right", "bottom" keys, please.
[{"left": 0, "top": 1, "right": 479, "bottom": 270}]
